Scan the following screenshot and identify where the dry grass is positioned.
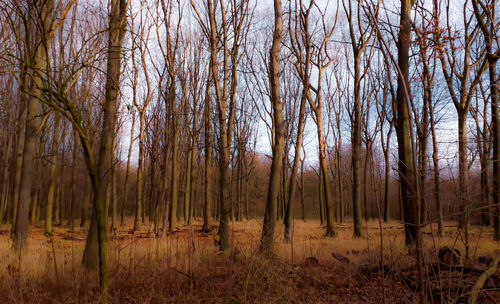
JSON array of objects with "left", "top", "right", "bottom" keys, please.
[{"left": 0, "top": 218, "right": 498, "bottom": 303}]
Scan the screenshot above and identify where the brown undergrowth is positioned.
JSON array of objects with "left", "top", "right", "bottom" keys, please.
[{"left": 0, "top": 219, "right": 498, "bottom": 303}]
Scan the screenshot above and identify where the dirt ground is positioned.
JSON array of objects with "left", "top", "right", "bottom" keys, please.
[{"left": 0, "top": 218, "right": 499, "bottom": 303}]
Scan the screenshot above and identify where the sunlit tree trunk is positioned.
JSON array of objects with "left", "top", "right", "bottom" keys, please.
[{"left": 260, "top": 0, "right": 284, "bottom": 254}]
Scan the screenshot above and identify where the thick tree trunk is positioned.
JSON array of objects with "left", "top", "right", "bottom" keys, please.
[
  {"left": 352, "top": 55, "right": 363, "bottom": 237},
  {"left": 13, "top": 1, "right": 53, "bottom": 251},
  {"left": 458, "top": 111, "right": 471, "bottom": 259},
  {"left": 11, "top": 73, "right": 27, "bottom": 226},
  {"left": 260, "top": 0, "right": 283, "bottom": 254},
  {"left": 490, "top": 60, "right": 500, "bottom": 241},
  {"left": 395, "top": 0, "right": 419, "bottom": 247},
  {"left": 82, "top": 1, "right": 127, "bottom": 302}
]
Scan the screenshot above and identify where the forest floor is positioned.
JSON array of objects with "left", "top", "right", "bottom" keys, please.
[{"left": 0, "top": 218, "right": 499, "bottom": 303}]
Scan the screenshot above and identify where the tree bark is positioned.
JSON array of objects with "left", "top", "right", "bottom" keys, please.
[
  {"left": 13, "top": 0, "right": 53, "bottom": 252},
  {"left": 260, "top": 0, "right": 284, "bottom": 254},
  {"left": 45, "top": 115, "right": 61, "bottom": 235},
  {"left": 284, "top": 92, "right": 306, "bottom": 242},
  {"left": 429, "top": 101, "right": 443, "bottom": 236},
  {"left": 395, "top": 0, "right": 419, "bottom": 247},
  {"left": 82, "top": 1, "right": 127, "bottom": 302},
  {"left": 202, "top": 76, "right": 212, "bottom": 232}
]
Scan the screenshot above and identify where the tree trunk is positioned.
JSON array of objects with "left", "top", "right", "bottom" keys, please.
[
  {"left": 45, "top": 115, "right": 61, "bottom": 235},
  {"left": 458, "top": 110, "right": 471, "bottom": 259},
  {"left": 317, "top": 113, "right": 336, "bottom": 237},
  {"left": 133, "top": 111, "right": 145, "bottom": 232},
  {"left": 490, "top": 56, "right": 500, "bottom": 241},
  {"left": 11, "top": 73, "right": 27, "bottom": 227},
  {"left": 169, "top": 81, "right": 179, "bottom": 233},
  {"left": 184, "top": 143, "right": 193, "bottom": 225},
  {"left": 82, "top": 1, "right": 127, "bottom": 302},
  {"left": 0, "top": 134, "right": 12, "bottom": 225},
  {"left": 202, "top": 77, "right": 212, "bottom": 232},
  {"left": 121, "top": 111, "right": 135, "bottom": 226},
  {"left": 68, "top": 129, "right": 78, "bottom": 231},
  {"left": 383, "top": 125, "right": 392, "bottom": 223},
  {"left": 260, "top": 0, "right": 283, "bottom": 254},
  {"left": 13, "top": 0, "right": 53, "bottom": 252},
  {"left": 429, "top": 101, "right": 443, "bottom": 236},
  {"left": 284, "top": 92, "right": 306, "bottom": 242},
  {"left": 395, "top": 0, "right": 418, "bottom": 247},
  {"left": 352, "top": 54, "right": 363, "bottom": 237}
]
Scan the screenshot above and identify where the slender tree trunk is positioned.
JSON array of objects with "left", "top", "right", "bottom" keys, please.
[
  {"left": 429, "top": 101, "right": 443, "bottom": 236},
  {"left": 319, "top": 169, "right": 324, "bottom": 225},
  {"left": 184, "top": 143, "right": 193, "bottom": 225},
  {"left": 45, "top": 115, "right": 61, "bottom": 235},
  {"left": 56, "top": 124, "right": 67, "bottom": 226},
  {"left": 317, "top": 113, "right": 336, "bottom": 237},
  {"left": 202, "top": 77, "right": 212, "bottom": 232},
  {"left": 0, "top": 135, "right": 12, "bottom": 225},
  {"left": 133, "top": 111, "right": 145, "bottom": 231},
  {"left": 80, "top": 178, "right": 89, "bottom": 228},
  {"left": 110, "top": 153, "right": 118, "bottom": 232},
  {"left": 336, "top": 135, "right": 343, "bottom": 223},
  {"left": 284, "top": 92, "right": 306, "bottom": 242},
  {"left": 169, "top": 82, "right": 179, "bottom": 233},
  {"left": 68, "top": 130, "right": 78, "bottom": 231},
  {"left": 363, "top": 146, "right": 369, "bottom": 221},
  {"left": 300, "top": 158, "right": 306, "bottom": 221},
  {"left": 383, "top": 125, "right": 393, "bottom": 223},
  {"left": 121, "top": 112, "right": 135, "bottom": 226}
]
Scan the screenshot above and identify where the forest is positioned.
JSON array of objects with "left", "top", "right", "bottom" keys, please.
[{"left": 0, "top": 0, "right": 499, "bottom": 303}]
